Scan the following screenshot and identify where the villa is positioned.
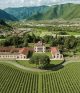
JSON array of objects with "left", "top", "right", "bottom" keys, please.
[
  {"left": 34, "top": 41, "right": 46, "bottom": 53},
  {"left": 0, "top": 42, "right": 64, "bottom": 60},
  {"left": 51, "top": 47, "right": 64, "bottom": 60},
  {"left": 0, "top": 47, "right": 30, "bottom": 60}
]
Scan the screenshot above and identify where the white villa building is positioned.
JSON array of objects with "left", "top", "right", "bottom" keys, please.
[
  {"left": 0, "top": 47, "right": 30, "bottom": 60},
  {"left": 0, "top": 44, "right": 64, "bottom": 61},
  {"left": 51, "top": 47, "right": 64, "bottom": 60},
  {"left": 34, "top": 41, "right": 46, "bottom": 53}
]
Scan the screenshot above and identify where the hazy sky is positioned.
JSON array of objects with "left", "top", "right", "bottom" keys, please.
[{"left": 0, "top": 0, "right": 80, "bottom": 9}]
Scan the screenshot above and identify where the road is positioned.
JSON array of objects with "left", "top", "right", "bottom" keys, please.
[{"left": 0, "top": 61, "right": 46, "bottom": 72}]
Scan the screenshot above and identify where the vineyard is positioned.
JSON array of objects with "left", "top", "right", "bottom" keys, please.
[{"left": 0, "top": 63, "right": 80, "bottom": 93}]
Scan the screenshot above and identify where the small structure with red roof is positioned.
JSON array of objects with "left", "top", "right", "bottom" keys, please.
[{"left": 51, "top": 47, "right": 63, "bottom": 60}]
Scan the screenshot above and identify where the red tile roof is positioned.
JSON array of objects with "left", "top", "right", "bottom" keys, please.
[
  {"left": 0, "top": 47, "right": 12, "bottom": 52},
  {"left": 11, "top": 48, "right": 21, "bottom": 53},
  {"left": 19, "top": 47, "right": 34, "bottom": 55},
  {"left": 0, "top": 47, "right": 30, "bottom": 55},
  {"left": 19, "top": 48, "right": 30, "bottom": 55},
  {"left": 51, "top": 47, "right": 59, "bottom": 54}
]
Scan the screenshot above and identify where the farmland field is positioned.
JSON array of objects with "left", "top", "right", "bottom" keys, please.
[{"left": 0, "top": 62, "right": 80, "bottom": 93}]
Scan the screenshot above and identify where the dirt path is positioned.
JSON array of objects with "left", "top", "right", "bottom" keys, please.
[
  {"left": 0, "top": 61, "right": 46, "bottom": 72},
  {"left": 0, "top": 57, "right": 80, "bottom": 72},
  {"left": 63, "top": 61, "right": 80, "bottom": 66},
  {"left": 63, "top": 56, "right": 80, "bottom": 65}
]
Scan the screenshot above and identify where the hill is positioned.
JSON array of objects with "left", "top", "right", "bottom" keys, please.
[
  {"left": 0, "top": 9, "right": 18, "bottom": 21},
  {"left": 4, "top": 6, "right": 49, "bottom": 20},
  {"left": 0, "top": 19, "right": 13, "bottom": 31},
  {"left": 29, "top": 3, "right": 80, "bottom": 20},
  {"left": 4, "top": 3, "right": 80, "bottom": 20}
]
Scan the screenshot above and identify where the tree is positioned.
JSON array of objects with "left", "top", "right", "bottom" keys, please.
[
  {"left": 30, "top": 54, "right": 50, "bottom": 69},
  {"left": 57, "top": 37, "right": 65, "bottom": 45},
  {"left": 59, "top": 31, "right": 67, "bottom": 35},
  {"left": 50, "top": 39, "right": 58, "bottom": 47},
  {"left": 23, "top": 37, "right": 28, "bottom": 47},
  {"left": 0, "top": 19, "right": 6, "bottom": 25},
  {"left": 64, "top": 36, "right": 77, "bottom": 49},
  {"left": 27, "top": 50, "right": 33, "bottom": 58},
  {"left": 31, "top": 33, "right": 36, "bottom": 43},
  {"left": 43, "top": 35, "right": 53, "bottom": 43}
]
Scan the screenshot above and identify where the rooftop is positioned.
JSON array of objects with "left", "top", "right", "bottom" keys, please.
[
  {"left": 51, "top": 47, "right": 59, "bottom": 54},
  {"left": 35, "top": 41, "right": 45, "bottom": 46},
  {"left": 0, "top": 47, "right": 30, "bottom": 55}
]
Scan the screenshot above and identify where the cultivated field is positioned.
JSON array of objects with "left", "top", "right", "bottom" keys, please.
[{"left": 0, "top": 62, "right": 80, "bottom": 93}]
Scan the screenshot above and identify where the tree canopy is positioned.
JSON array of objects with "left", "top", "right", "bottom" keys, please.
[{"left": 30, "top": 54, "right": 50, "bottom": 69}]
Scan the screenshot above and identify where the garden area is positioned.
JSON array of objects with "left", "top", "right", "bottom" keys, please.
[{"left": 16, "top": 59, "right": 64, "bottom": 69}]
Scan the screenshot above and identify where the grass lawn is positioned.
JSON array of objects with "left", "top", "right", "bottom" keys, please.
[
  {"left": 29, "top": 30, "right": 55, "bottom": 37},
  {"left": 68, "top": 31, "right": 80, "bottom": 35},
  {"left": 28, "top": 43, "right": 34, "bottom": 47},
  {"left": 45, "top": 43, "right": 50, "bottom": 47},
  {"left": 33, "top": 52, "right": 52, "bottom": 58},
  {"left": 16, "top": 60, "right": 64, "bottom": 69},
  {"left": 16, "top": 60, "right": 37, "bottom": 68},
  {"left": 0, "top": 39, "right": 5, "bottom": 41},
  {"left": 29, "top": 43, "right": 50, "bottom": 49},
  {"left": 50, "top": 60, "right": 64, "bottom": 65},
  {"left": 63, "top": 51, "right": 74, "bottom": 57},
  {"left": 45, "top": 52, "right": 52, "bottom": 58}
]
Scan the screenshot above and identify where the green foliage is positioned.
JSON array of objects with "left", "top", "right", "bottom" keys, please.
[
  {"left": 0, "top": 33, "right": 79, "bottom": 53},
  {"left": 0, "top": 9, "right": 18, "bottom": 21},
  {"left": 0, "top": 19, "right": 13, "bottom": 31},
  {"left": 27, "top": 50, "right": 33, "bottom": 58},
  {"left": 0, "top": 19, "right": 7, "bottom": 25},
  {"left": 1, "top": 62, "right": 80, "bottom": 93},
  {"left": 0, "top": 36, "right": 23, "bottom": 47},
  {"left": 4, "top": 3, "right": 80, "bottom": 20},
  {"left": 30, "top": 54, "right": 50, "bottom": 68},
  {"left": 0, "top": 64, "right": 38, "bottom": 93},
  {"left": 32, "top": 3, "right": 80, "bottom": 20},
  {"left": 23, "top": 37, "right": 28, "bottom": 47},
  {"left": 4, "top": 6, "right": 49, "bottom": 20},
  {"left": 43, "top": 35, "right": 53, "bottom": 43},
  {"left": 50, "top": 39, "right": 58, "bottom": 47},
  {"left": 64, "top": 36, "right": 77, "bottom": 49},
  {"left": 59, "top": 31, "right": 68, "bottom": 35}
]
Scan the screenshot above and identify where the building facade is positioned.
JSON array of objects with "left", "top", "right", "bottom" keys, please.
[
  {"left": 51, "top": 47, "right": 64, "bottom": 60},
  {"left": 34, "top": 41, "right": 46, "bottom": 53},
  {"left": 0, "top": 47, "right": 29, "bottom": 60}
]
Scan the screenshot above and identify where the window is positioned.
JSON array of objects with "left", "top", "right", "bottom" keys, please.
[
  {"left": 17, "top": 56, "right": 19, "bottom": 59},
  {"left": 60, "top": 55, "right": 63, "bottom": 58}
]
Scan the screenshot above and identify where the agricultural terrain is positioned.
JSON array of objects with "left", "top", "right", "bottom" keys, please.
[
  {"left": 0, "top": 61, "right": 80, "bottom": 93},
  {"left": 0, "top": 2, "right": 80, "bottom": 93}
]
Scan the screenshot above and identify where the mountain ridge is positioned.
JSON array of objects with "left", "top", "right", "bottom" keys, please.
[
  {"left": 4, "top": 3, "right": 80, "bottom": 20},
  {"left": 0, "top": 9, "right": 18, "bottom": 21},
  {"left": 4, "top": 6, "right": 49, "bottom": 20}
]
